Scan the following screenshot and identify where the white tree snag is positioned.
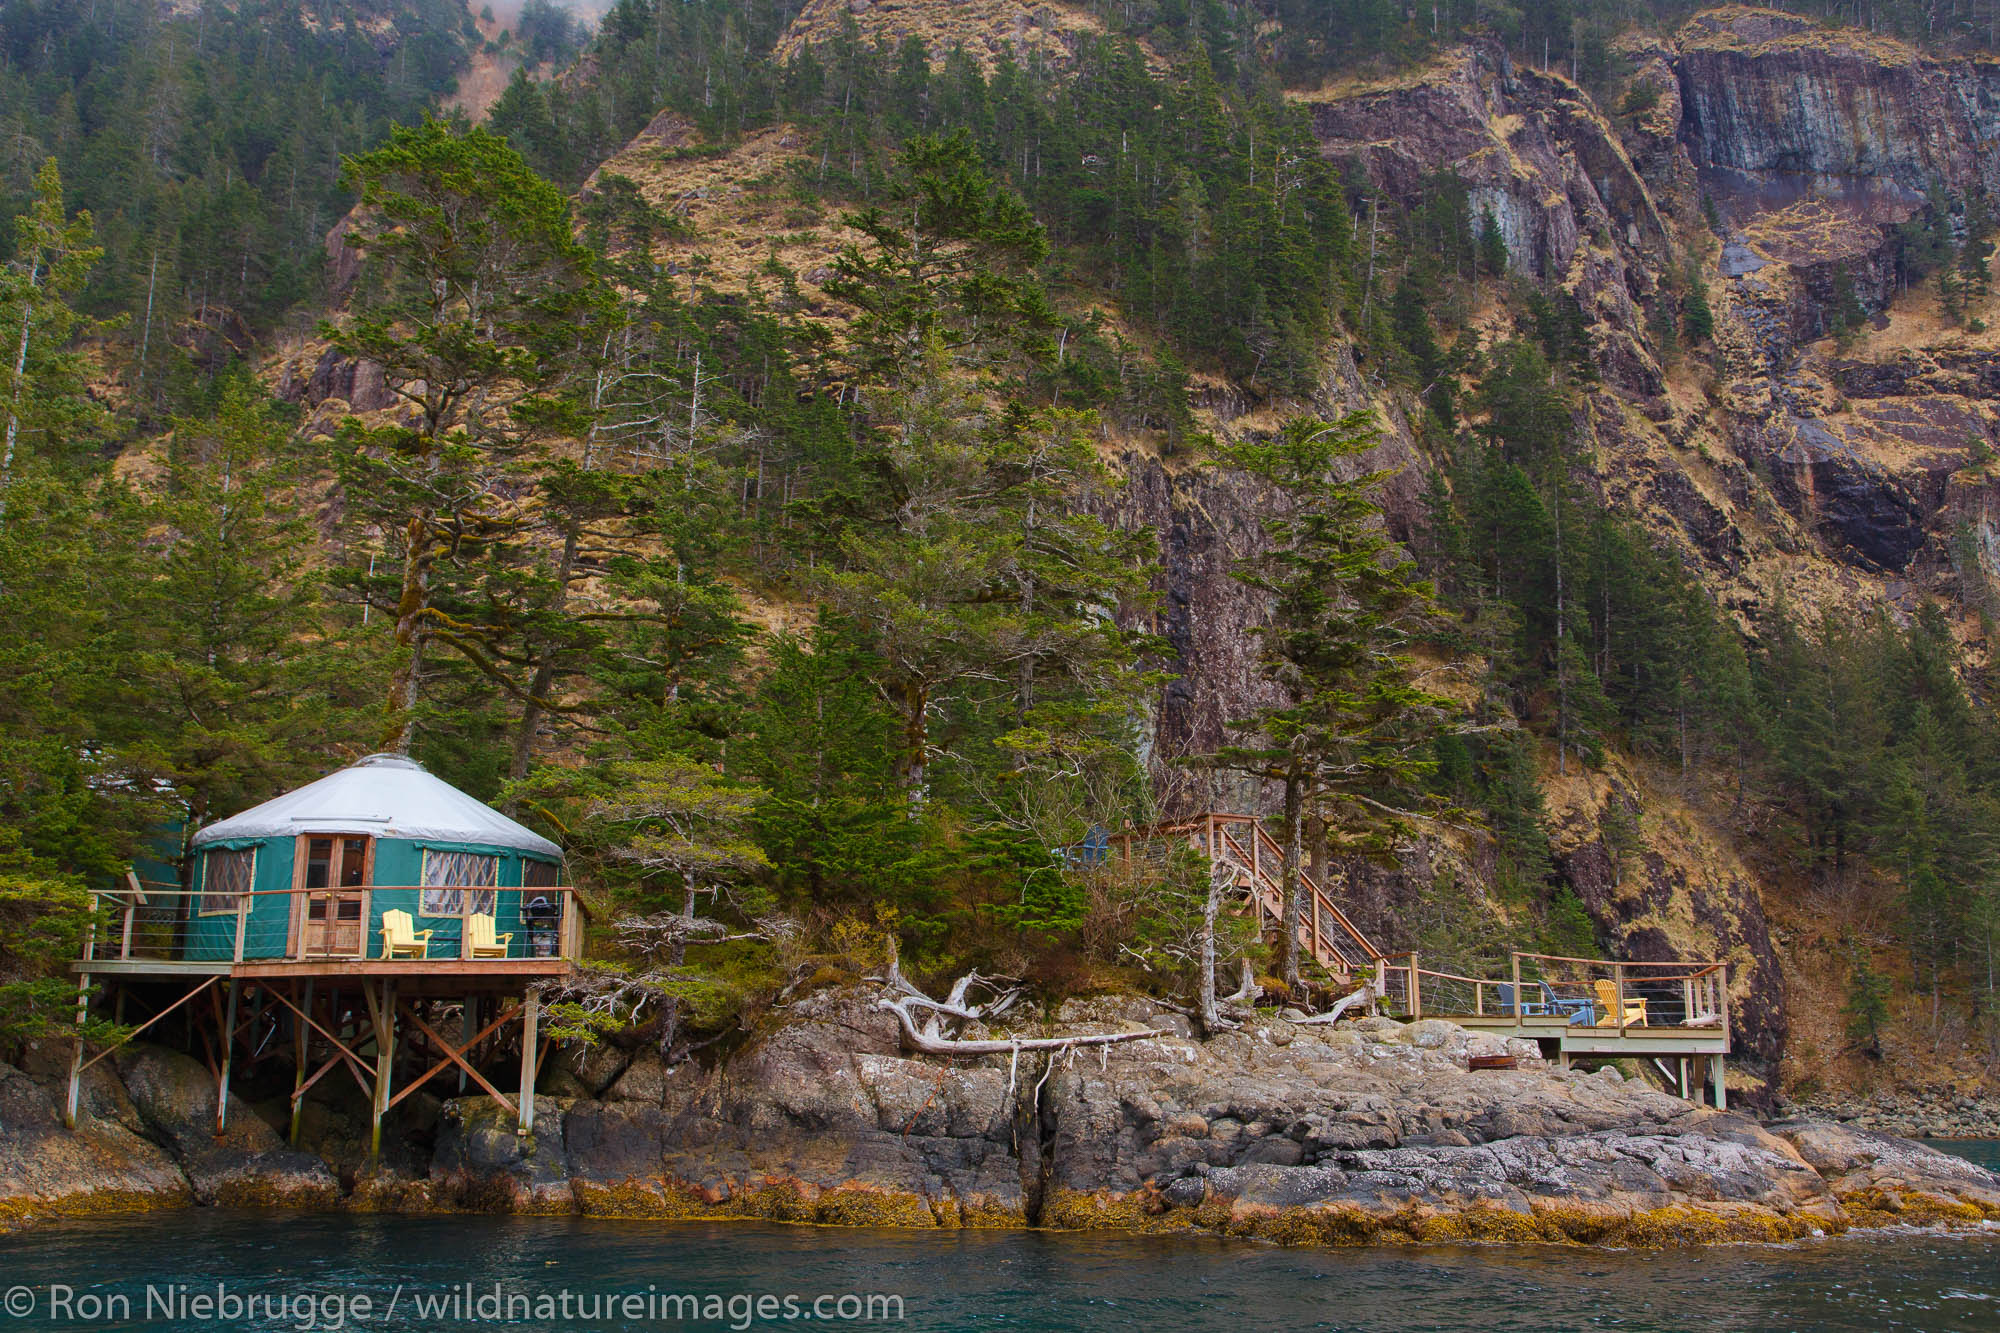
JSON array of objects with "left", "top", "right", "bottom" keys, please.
[
  {"left": 875, "top": 950, "right": 1167, "bottom": 1056},
  {"left": 879, "top": 1001, "right": 1168, "bottom": 1056},
  {"left": 1292, "top": 982, "right": 1377, "bottom": 1026}
]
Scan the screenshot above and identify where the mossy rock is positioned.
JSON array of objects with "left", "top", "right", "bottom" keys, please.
[{"left": 1840, "top": 1187, "right": 1987, "bottom": 1230}]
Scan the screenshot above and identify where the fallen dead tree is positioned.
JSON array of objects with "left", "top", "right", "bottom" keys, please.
[
  {"left": 874, "top": 949, "right": 1169, "bottom": 1057},
  {"left": 1292, "top": 981, "right": 1377, "bottom": 1025}
]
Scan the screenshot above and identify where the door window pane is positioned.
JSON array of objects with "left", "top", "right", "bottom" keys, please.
[
  {"left": 339, "top": 837, "right": 368, "bottom": 887},
  {"left": 303, "top": 837, "right": 332, "bottom": 890}
]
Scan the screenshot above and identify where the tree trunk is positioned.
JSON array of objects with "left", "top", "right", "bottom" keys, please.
[
  {"left": 509, "top": 522, "right": 579, "bottom": 784},
  {"left": 1198, "top": 860, "right": 1222, "bottom": 1035},
  {"left": 0, "top": 258, "right": 38, "bottom": 523},
  {"left": 893, "top": 679, "right": 928, "bottom": 804},
  {"left": 1280, "top": 771, "right": 1304, "bottom": 991},
  {"left": 658, "top": 876, "right": 697, "bottom": 1060},
  {"left": 381, "top": 516, "right": 432, "bottom": 754}
]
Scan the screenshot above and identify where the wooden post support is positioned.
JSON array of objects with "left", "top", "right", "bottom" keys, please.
[
  {"left": 121, "top": 871, "right": 143, "bottom": 961},
  {"left": 517, "top": 989, "right": 540, "bottom": 1136},
  {"left": 1719, "top": 963, "right": 1731, "bottom": 1051},
  {"left": 369, "top": 981, "right": 395, "bottom": 1160},
  {"left": 1678, "top": 1056, "right": 1690, "bottom": 1101},
  {"left": 1409, "top": 951, "right": 1421, "bottom": 1020},
  {"left": 290, "top": 979, "right": 315, "bottom": 1147},
  {"left": 1615, "top": 961, "right": 1627, "bottom": 1036},
  {"left": 1710, "top": 1054, "right": 1727, "bottom": 1111},
  {"left": 1511, "top": 953, "right": 1523, "bottom": 1023},
  {"left": 459, "top": 995, "right": 479, "bottom": 1096},
  {"left": 215, "top": 979, "right": 240, "bottom": 1135}
]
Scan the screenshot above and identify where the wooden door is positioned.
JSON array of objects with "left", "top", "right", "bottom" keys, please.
[{"left": 296, "top": 834, "right": 372, "bottom": 958}]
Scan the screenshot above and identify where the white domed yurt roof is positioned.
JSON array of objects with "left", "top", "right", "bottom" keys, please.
[{"left": 190, "top": 754, "right": 561, "bottom": 859}]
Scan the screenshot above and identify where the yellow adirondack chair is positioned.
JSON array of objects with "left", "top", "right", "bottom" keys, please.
[
  {"left": 467, "top": 913, "right": 512, "bottom": 959},
  {"left": 380, "top": 909, "right": 433, "bottom": 959},
  {"left": 1592, "top": 978, "right": 1647, "bottom": 1027}
]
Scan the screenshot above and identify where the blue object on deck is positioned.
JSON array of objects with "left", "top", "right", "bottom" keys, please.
[
  {"left": 1492, "top": 983, "right": 1549, "bottom": 1016},
  {"left": 1540, "top": 982, "right": 1597, "bottom": 1026}
]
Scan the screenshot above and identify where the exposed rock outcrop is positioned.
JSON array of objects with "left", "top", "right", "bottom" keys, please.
[
  {"left": 112, "top": 1046, "right": 340, "bottom": 1210},
  {"left": 9, "top": 992, "right": 1992, "bottom": 1245},
  {"left": 0, "top": 1060, "right": 187, "bottom": 1226}
]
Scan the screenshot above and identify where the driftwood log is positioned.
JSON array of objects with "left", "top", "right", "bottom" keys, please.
[{"left": 874, "top": 951, "right": 1169, "bottom": 1057}]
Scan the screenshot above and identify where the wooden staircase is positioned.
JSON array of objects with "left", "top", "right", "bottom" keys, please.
[{"left": 1107, "top": 813, "right": 1383, "bottom": 981}]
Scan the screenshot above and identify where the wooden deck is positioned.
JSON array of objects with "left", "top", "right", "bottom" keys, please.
[
  {"left": 1382, "top": 950, "right": 1734, "bottom": 1105},
  {"left": 62, "top": 884, "right": 583, "bottom": 1145},
  {"left": 76, "top": 956, "right": 576, "bottom": 980},
  {"left": 1102, "top": 815, "right": 1735, "bottom": 1106}
]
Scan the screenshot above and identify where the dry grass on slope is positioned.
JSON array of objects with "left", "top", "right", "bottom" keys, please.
[{"left": 775, "top": 0, "right": 1130, "bottom": 73}]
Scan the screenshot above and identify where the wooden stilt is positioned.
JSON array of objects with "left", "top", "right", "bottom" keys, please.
[
  {"left": 1710, "top": 1054, "right": 1727, "bottom": 1111},
  {"left": 290, "top": 979, "right": 314, "bottom": 1147},
  {"left": 215, "top": 979, "right": 240, "bottom": 1135},
  {"left": 459, "top": 996, "right": 478, "bottom": 1096},
  {"left": 1678, "top": 1056, "right": 1690, "bottom": 1101},
  {"left": 368, "top": 980, "right": 396, "bottom": 1160},
  {"left": 517, "top": 988, "right": 539, "bottom": 1136}
]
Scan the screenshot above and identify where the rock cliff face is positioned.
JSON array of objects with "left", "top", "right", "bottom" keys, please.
[
  {"left": 1119, "top": 8, "right": 2000, "bottom": 1103},
  {"left": 4, "top": 992, "right": 1996, "bottom": 1243}
]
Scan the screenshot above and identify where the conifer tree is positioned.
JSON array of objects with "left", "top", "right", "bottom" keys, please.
[
  {"left": 328, "top": 121, "right": 614, "bottom": 755},
  {"left": 1211, "top": 412, "right": 1462, "bottom": 990}
]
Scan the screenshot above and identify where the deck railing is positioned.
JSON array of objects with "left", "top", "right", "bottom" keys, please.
[
  {"left": 1379, "top": 950, "right": 1728, "bottom": 1036},
  {"left": 1106, "top": 813, "right": 1384, "bottom": 976},
  {"left": 85, "top": 883, "right": 587, "bottom": 965}
]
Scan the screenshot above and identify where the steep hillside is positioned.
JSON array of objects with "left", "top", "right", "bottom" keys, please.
[
  {"left": 15, "top": 0, "right": 2000, "bottom": 1122},
  {"left": 594, "top": 3, "right": 2000, "bottom": 1102}
]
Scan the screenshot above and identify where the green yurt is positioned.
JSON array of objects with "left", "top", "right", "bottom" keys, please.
[{"left": 184, "top": 753, "right": 564, "bottom": 963}]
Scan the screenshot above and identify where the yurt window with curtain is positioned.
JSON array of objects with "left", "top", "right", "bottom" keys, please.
[
  {"left": 421, "top": 849, "right": 499, "bottom": 917},
  {"left": 201, "top": 847, "right": 256, "bottom": 914}
]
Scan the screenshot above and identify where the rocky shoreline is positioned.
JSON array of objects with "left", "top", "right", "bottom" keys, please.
[
  {"left": 4, "top": 990, "right": 1996, "bottom": 1247},
  {"left": 1785, "top": 1090, "right": 2000, "bottom": 1142}
]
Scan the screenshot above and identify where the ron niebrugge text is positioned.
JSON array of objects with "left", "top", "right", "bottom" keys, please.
[{"left": 4, "top": 1282, "right": 907, "bottom": 1329}]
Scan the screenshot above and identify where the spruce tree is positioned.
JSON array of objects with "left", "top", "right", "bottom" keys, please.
[
  {"left": 1211, "top": 411, "right": 1463, "bottom": 990},
  {"left": 327, "top": 121, "right": 614, "bottom": 755}
]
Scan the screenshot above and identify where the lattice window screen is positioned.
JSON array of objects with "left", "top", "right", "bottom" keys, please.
[
  {"left": 201, "top": 848, "right": 255, "bottom": 914},
  {"left": 420, "top": 850, "right": 498, "bottom": 916}
]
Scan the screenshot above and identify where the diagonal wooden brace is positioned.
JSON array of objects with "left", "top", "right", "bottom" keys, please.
[
  {"left": 259, "top": 983, "right": 374, "bottom": 1094},
  {"left": 75, "top": 978, "right": 219, "bottom": 1077},
  {"left": 388, "top": 1002, "right": 522, "bottom": 1114}
]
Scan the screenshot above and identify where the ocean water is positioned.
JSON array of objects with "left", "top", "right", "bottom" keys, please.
[
  {"left": 1935, "top": 1139, "right": 2000, "bottom": 1173},
  {"left": 3, "top": 1208, "right": 1998, "bottom": 1333}
]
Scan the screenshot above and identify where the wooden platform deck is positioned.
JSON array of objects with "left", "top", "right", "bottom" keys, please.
[
  {"left": 1451, "top": 1013, "right": 1729, "bottom": 1057},
  {"left": 76, "top": 956, "right": 575, "bottom": 986},
  {"left": 62, "top": 884, "right": 585, "bottom": 1145},
  {"left": 1382, "top": 950, "right": 1734, "bottom": 1105}
]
